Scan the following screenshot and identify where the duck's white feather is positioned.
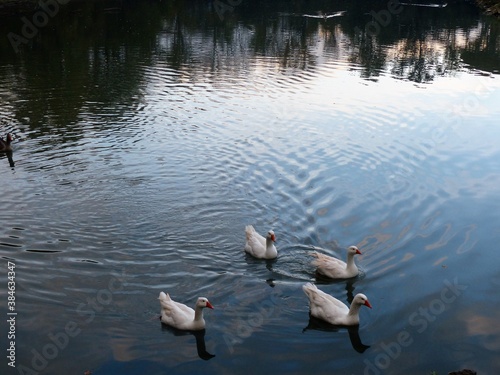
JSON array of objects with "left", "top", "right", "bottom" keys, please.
[
  {"left": 310, "top": 246, "right": 361, "bottom": 279},
  {"left": 244, "top": 225, "right": 277, "bottom": 259},
  {"left": 302, "top": 283, "right": 371, "bottom": 326},
  {"left": 159, "top": 292, "right": 212, "bottom": 330}
]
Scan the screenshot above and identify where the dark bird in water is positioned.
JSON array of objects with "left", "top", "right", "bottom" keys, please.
[{"left": 0, "top": 133, "right": 13, "bottom": 151}]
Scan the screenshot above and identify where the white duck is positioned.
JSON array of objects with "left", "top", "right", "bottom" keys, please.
[
  {"left": 310, "top": 245, "right": 362, "bottom": 279},
  {"left": 302, "top": 283, "right": 371, "bottom": 326},
  {"left": 244, "top": 225, "right": 277, "bottom": 259},
  {"left": 158, "top": 292, "right": 213, "bottom": 330}
]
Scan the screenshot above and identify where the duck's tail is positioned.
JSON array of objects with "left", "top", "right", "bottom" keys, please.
[
  {"left": 158, "top": 291, "right": 171, "bottom": 301},
  {"left": 302, "top": 282, "right": 318, "bottom": 298},
  {"left": 245, "top": 225, "right": 255, "bottom": 240},
  {"left": 309, "top": 251, "right": 324, "bottom": 266}
]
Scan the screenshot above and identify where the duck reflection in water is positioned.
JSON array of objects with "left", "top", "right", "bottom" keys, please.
[
  {"left": 302, "top": 316, "right": 370, "bottom": 353},
  {"left": 160, "top": 324, "right": 215, "bottom": 360},
  {"left": 0, "top": 134, "right": 14, "bottom": 167}
]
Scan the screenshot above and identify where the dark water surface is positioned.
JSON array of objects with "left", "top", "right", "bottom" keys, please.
[{"left": 1, "top": 1, "right": 499, "bottom": 374}]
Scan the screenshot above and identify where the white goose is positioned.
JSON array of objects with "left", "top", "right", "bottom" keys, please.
[
  {"left": 158, "top": 292, "right": 213, "bottom": 330},
  {"left": 303, "top": 283, "right": 371, "bottom": 326},
  {"left": 310, "top": 245, "right": 361, "bottom": 279},
  {"left": 244, "top": 225, "right": 277, "bottom": 259}
]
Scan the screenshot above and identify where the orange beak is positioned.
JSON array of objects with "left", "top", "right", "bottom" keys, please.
[
  {"left": 206, "top": 301, "right": 214, "bottom": 309},
  {"left": 356, "top": 249, "right": 362, "bottom": 255},
  {"left": 364, "top": 300, "right": 372, "bottom": 309}
]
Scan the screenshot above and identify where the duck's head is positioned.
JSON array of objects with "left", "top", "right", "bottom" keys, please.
[
  {"left": 267, "top": 230, "right": 276, "bottom": 242},
  {"left": 197, "top": 297, "right": 214, "bottom": 309},
  {"left": 348, "top": 245, "right": 362, "bottom": 255},
  {"left": 354, "top": 293, "right": 372, "bottom": 309}
]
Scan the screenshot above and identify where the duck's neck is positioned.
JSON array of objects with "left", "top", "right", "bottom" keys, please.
[
  {"left": 265, "top": 238, "right": 275, "bottom": 256},
  {"left": 345, "top": 253, "right": 357, "bottom": 273},
  {"left": 347, "top": 303, "right": 361, "bottom": 323},
  {"left": 194, "top": 306, "right": 204, "bottom": 322}
]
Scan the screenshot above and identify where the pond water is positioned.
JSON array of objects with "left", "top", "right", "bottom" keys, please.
[{"left": 1, "top": 0, "right": 499, "bottom": 374}]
